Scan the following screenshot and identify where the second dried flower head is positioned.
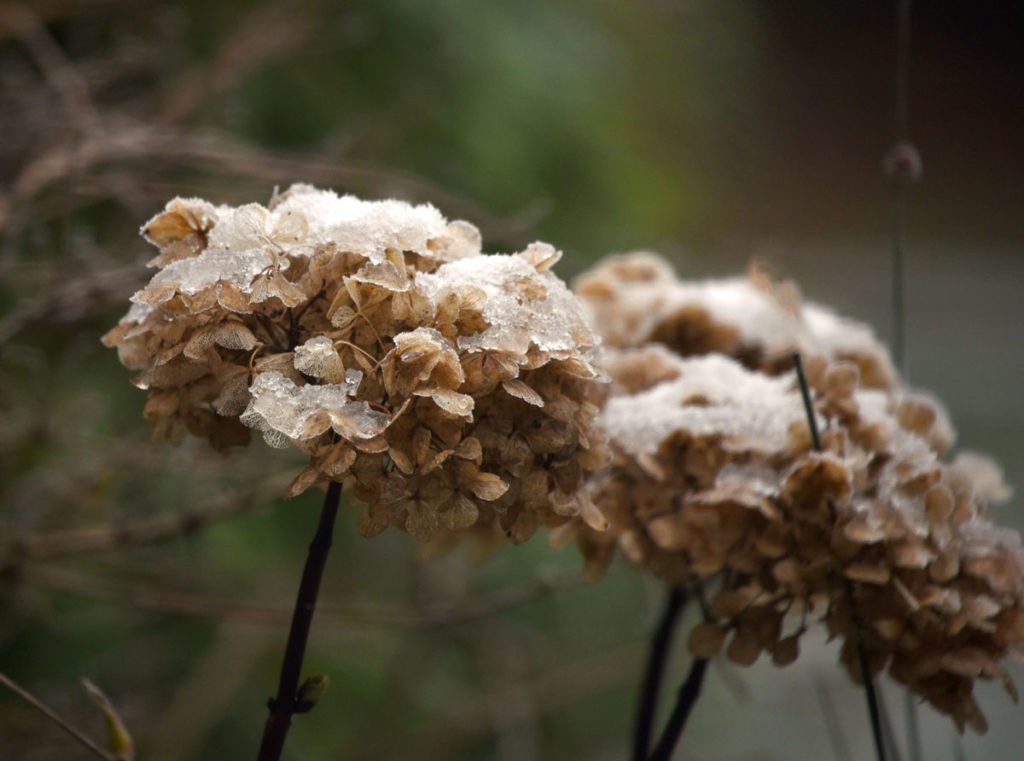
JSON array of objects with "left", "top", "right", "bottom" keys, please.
[{"left": 574, "top": 253, "right": 1024, "bottom": 733}]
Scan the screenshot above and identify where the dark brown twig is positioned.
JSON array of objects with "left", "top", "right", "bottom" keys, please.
[
  {"left": 632, "top": 586, "right": 688, "bottom": 761},
  {"left": 644, "top": 580, "right": 712, "bottom": 761},
  {"left": 646, "top": 656, "right": 708, "bottom": 761},
  {"left": 878, "top": 686, "right": 903, "bottom": 761},
  {"left": 904, "top": 689, "right": 921, "bottom": 761},
  {"left": 0, "top": 672, "right": 115, "bottom": 761},
  {"left": 793, "top": 352, "right": 888, "bottom": 761},
  {"left": 257, "top": 480, "right": 342, "bottom": 761}
]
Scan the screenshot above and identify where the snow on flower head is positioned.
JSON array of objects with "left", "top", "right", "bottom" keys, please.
[
  {"left": 104, "top": 185, "right": 608, "bottom": 543},
  {"left": 577, "top": 323, "right": 1023, "bottom": 734},
  {"left": 574, "top": 252, "right": 896, "bottom": 388}
]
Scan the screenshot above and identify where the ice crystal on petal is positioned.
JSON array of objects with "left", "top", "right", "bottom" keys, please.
[
  {"left": 136, "top": 247, "right": 272, "bottom": 302},
  {"left": 241, "top": 370, "right": 387, "bottom": 447},
  {"left": 294, "top": 336, "right": 346, "bottom": 383},
  {"left": 211, "top": 203, "right": 308, "bottom": 254},
  {"left": 269, "top": 184, "right": 461, "bottom": 258},
  {"left": 417, "top": 250, "right": 601, "bottom": 361}
]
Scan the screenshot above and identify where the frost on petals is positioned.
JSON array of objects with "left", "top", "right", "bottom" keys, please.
[
  {"left": 240, "top": 371, "right": 389, "bottom": 448},
  {"left": 574, "top": 252, "right": 896, "bottom": 388},
  {"left": 578, "top": 339, "right": 1024, "bottom": 734},
  {"left": 104, "top": 184, "right": 608, "bottom": 544}
]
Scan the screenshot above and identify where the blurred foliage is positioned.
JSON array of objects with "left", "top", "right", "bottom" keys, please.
[{"left": 1, "top": 1, "right": 1022, "bottom": 760}]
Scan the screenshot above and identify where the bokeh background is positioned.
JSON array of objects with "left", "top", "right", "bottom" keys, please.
[{"left": 2, "top": 1, "right": 1022, "bottom": 759}]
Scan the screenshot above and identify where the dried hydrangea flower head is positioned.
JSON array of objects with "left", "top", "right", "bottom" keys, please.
[
  {"left": 581, "top": 346, "right": 1023, "bottom": 732},
  {"left": 574, "top": 252, "right": 896, "bottom": 388},
  {"left": 104, "top": 184, "right": 608, "bottom": 542}
]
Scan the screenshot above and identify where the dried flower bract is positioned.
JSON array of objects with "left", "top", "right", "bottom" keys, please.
[
  {"left": 104, "top": 185, "right": 608, "bottom": 543},
  {"left": 574, "top": 254, "right": 1023, "bottom": 732}
]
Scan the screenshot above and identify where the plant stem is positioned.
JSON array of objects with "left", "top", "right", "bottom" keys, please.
[
  {"left": 793, "top": 352, "right": 888, "bottom": 761},
  {"left": 257, "top": 480, "right": 342, "bottom": 761},
  {"left": 632, "top": 586, "right": 688, "bottom": 761},
  {"left": 646, "top": 656, "right": 708, "bottom": 761},
  {"left": 904, "top": 688, "right": 922, "bottom": 761}
]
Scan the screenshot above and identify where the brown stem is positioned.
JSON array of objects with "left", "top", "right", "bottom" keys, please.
[
  {"left": 631, "top": 586, "right": 687, "bottom": 761},
  {"left": 646, "top": 656, "right": 708, "bottom": 761},
  {"left": 257, "top": 480, "right": 342, "bottom": 761},
  {"left": 793, "top": 352, "right": 889, "bottom": 761}
]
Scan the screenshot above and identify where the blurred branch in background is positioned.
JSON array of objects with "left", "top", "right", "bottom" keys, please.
[
  {"left": 0, "top": 1, "right": 539, "bottom": 244},
  {"left": 1, "top": 472, "right": 290, "bottom": 574},
  {"left": 0, "top": 672, "right": 117, "bottom": 761},
  {"left": 26, "top": 564, "right": 582, "bottom": 630}
]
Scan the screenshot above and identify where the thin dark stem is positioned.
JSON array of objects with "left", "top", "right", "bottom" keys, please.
[
  {"left": 793, "top": 353, "right": 822, "bottom": 451},
  {"left": 632, "top": 586, "right": 688, "bottom": 761},
  {"left": 815, "top": 677, "right": 855, "bottom": 761},
  {"left": 878, "top": 685, "right": 904, "bottom": 761},
  {"left": 257, "top": 480, "right": 342, "bottom": 761},
  {"left": 891, "top": 2, "right": 920, "bottom": 752},
  {"left": 894, "top": 0, "right": 911, "bottom": 139},
  {"left": 888, "top": 0, "right": 914, "bottom": 379},
  {"left": 890, "top": 184, "right": 906, "bottom": 375},
  {"left": 951, "top": 731, "right": 967, "bottom": 761},
  {"left": 793, "top": 352, "right": 888, "bottom": 761},
  {"left": 904, "top": 689, "right": 922, "bottom": 761},
  {"left": 646, "top": 657, "right": 708, "bottom": 761},
  {"left": 855, "top": 643, "right": 890, "bottom": 761}
]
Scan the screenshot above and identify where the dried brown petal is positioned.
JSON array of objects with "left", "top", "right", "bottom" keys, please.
[
  {"left": 771, "top": 634, "right": 800, "bottom": 666},
  {"left": 725, "top": 628, "right": 762, "bottom": 667},
  {"left": 689, "top": 622, "right": 728, "bottom": 659}
]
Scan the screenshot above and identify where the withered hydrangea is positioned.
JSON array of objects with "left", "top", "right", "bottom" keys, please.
[
  {"left": 104, "top": 184, "right": 608, "bottom": 542},
  {"left": 577, "top": 291, "right": 1023, "bottom": 733},
  {"left": 574, "top": 252, "right": 896, "bottom": 388}
]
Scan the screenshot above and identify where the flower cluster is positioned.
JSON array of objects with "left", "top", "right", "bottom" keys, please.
[
  {"left": 574, "top": 252, "right": 896, "bottom": 388},
  {"left": 105, "top": 193, "right": 1023, "bottom": 732},
  {"left": 574, "top": 255, "right": 1023, "bottom": 732},
  {"left": 104, "top": 185, "right": 608, "bottom": 542}
]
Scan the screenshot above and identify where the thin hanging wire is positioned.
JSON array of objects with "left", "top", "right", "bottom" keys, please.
[
  {"left": 886, "top": 2, "right": 923, "bottom": 760},
  {"left": 885, "top": 0, "right": 920, "bottom": 380}
]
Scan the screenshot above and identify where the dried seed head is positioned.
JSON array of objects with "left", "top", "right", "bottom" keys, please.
[
  {"left": 105, "top": 185, "right": 608, "bottom": 544},
  {"left": 573, "top": 252, "right": 896, "bottom": 388},
  {"left": 574, "top": 273, "right": 1024, "bottom": 732}
]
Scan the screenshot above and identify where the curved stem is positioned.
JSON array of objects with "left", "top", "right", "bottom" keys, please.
[
  {"left": 632, "top": 586, "right": 688, "bottom": 761},
  {"left": 647, "top": 656, "right": 709, "bottom": 761},
  {"left": 257, "top": 480, "right": 342, "bottom": 761}
]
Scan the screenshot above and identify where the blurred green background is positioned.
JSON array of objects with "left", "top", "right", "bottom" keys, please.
[{"left": 1, "top": 1, "right": 1022, "bottom": 759}]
